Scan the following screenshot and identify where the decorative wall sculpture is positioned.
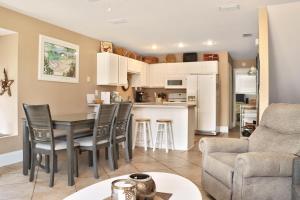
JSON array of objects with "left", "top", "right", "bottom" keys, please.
[{"left": 0, "top": 68, "right": 14, "bottom": 96}]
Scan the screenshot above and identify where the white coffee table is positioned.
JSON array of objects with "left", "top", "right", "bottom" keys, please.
[{"left": 64, "top": 172, "right": 202, "bottom": 200}]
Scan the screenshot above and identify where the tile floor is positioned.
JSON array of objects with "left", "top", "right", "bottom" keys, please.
[{"left": 0, "top": 129, "right": 240, "bottom": 200}]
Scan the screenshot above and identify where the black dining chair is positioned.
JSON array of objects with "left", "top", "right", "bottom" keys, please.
[
  {"left": 23, "top": 104, "right": 79, "bottom": 187},
  {"left": 114, "top": 103, "right": 133, "bottom": 167},
  {"left": 74, "top": 104, "right": 119, "bottom": 179}
]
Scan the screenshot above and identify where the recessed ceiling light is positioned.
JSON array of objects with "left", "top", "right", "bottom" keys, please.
[
  {"left": 219, "top": 4, "right": 240, "bottom": 12},
  {"left": 202, "top": 40, "right": 217, "bottom": 46},
  {"left": 178, "top": 42, "right": 184, "bottom": 48},
  {"left": 151, "top": 44, "right": 158, "bottom": 50},
  {"left": 107, "top": 7, "right": 112, "bottom": 12}
]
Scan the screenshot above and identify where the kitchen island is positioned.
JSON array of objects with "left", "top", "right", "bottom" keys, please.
[{"left": 132, "top": 103, "right": 196, "bottom": 151}]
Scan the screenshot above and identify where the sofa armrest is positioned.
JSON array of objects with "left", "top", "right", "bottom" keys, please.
[
  {"left": 199, "top": 138, "right": 248, "bottom": 154},
  {"left": 293, "top": 157, "right": 300, "bottom": 184},
  {"left": 235, "top": 152, "right": 296, "bottom": 178}
]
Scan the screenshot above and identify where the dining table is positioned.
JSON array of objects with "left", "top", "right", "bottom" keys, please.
[{"left": 22, "top": 113, "right": 133, "bottom": 186}]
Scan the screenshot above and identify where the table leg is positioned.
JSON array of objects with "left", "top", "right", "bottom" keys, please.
[
  {"left": 66, "top": 126, "right": 75, "bottom": 186},
  {"left": 23, "top": 121, "right": 30, "bottom": 175}
]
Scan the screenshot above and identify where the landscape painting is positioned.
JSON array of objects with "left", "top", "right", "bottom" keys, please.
[{"left": 38, "top": 35, "right": 79, "bottom": 83}]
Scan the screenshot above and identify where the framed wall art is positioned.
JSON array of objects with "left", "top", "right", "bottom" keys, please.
[{"left": 38, "top": 35, "right": 80, "bottom": 83}]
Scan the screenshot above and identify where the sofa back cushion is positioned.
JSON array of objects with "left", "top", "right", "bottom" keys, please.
[
  {"left": 260, "top": 103, "right": 300, "bottom": 134},
  {"left": 249, "top": 103, "right": 300, "bottom": 155}
]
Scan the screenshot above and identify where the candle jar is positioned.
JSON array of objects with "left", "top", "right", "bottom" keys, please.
[
  {"left": 129, "top": 173, "right": 156, "bottom": 200},
  {"left": 111, "top": 179, "right": 137, "bottom": 200}
]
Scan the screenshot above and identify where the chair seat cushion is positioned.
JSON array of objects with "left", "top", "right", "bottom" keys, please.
[
  {"left": 74, "top": 136, "right": 109, "bottom": 147},
  {"left": 204, "top": 152, "right": 238, "bottom": 188},
  {"left": 36, "top": 139, "right": 79, "bottom": 150}
]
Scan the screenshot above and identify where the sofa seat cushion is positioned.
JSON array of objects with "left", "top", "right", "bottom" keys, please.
[{"left": 205, "top": 152, "right": 238, "bottom": 188}]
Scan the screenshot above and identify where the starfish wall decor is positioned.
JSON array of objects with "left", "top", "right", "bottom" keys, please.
[{"left": 0, "top": 68, "right": 14, "bottom": 96}]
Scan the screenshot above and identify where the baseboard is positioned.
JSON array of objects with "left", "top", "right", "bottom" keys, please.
[
  {"left": 217, "top": 126, "right": 229, "bottom": 133},
  {"left": 0, "top": 150, "right": 23, "bottom": 167}
]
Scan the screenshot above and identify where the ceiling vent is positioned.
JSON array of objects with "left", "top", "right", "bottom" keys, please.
[
  {"left": 219, "top": 4, "right": 240, "bottom": 12},
  {"left": 243, "top": 33, "right": 253, "bottom": 38},
  {"left": 107, "top": 18, "right": 128, "bottom": 24}
]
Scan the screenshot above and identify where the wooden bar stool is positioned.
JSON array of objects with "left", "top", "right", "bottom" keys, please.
[
  {"left": 133, "top": 118, "right": 153, "bottom": 151},
  {"left": 153, "top": 119, "right": 175, "bottom": 153}
]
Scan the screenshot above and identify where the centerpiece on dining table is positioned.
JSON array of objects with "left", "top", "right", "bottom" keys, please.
[{"left": 107, "top": 173, "right": 172, "bottom": 200}]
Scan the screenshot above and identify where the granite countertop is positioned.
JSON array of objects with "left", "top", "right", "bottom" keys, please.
[{"left": 133, "top": 102, "right": 196, "bottom": 108}]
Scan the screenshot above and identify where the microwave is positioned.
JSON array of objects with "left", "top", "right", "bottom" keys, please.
[{"left": 165, "top": 75, "right": 187, "bottom": 89}]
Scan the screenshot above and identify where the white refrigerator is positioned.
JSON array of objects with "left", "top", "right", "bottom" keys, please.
[{"left": 187, "top": 74, "right": 218, "bottom": 135}]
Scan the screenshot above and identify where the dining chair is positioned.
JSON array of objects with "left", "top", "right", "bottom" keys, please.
[
  {"left": 23, "top": 104, "right": 79, "bottom": 187},
  {"left": 74, "top": 104, "right": 119, "bottom": 179},
  {"left": 114, "top": 103, "right": 133, "bottom": 167}
]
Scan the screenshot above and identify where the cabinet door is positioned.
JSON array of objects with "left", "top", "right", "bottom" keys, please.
[
  {"left": 118, "top": 56, "right": 128, "bottom": 86},
  {"left": 128, "top": 58, "right": 141, "bottom": 73},
  {"left": 148, "top": 64, "right": 166, "bottom": 88},
  {"left": 97, "top": 53, "right": 118, "bottom": 85},
  {"left": 131, "top": 61, "right": 149, "bottom": 87}
]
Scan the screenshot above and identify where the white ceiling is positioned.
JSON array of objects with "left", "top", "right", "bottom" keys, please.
[
  {"left": 0, "top": 27, "right": 16, "bottom": 36},
  {"left": 0, "top": 0, "right": 299, "bottom": 59}
]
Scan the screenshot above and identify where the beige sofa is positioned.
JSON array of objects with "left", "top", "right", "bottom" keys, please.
[{"left": 199, "top": 103, "right": 300, "bottom": 200}]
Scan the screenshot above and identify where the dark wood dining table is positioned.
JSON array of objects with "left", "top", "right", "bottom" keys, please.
[{"left": 23, "top": 113, "right": 133, "bottom": 186}]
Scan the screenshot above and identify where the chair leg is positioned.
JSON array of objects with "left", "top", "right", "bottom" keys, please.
[
  {"left": 115, "top": 144, "right": 120, "bottom": 160},
  {"left": 54, "top": 154, "right": 58, "bottom": 173},
  {"left": 105, "top": 147, "right": 109, "bottom": 160},
  {"left": 92, "top": 149, "right": 99, "bottom": 179},
  {"left": 49, "top": 153, "right": 54, "bottom": 187},
  {"left": 45, "top": 155, "right": 50, "bottom": 173},
  {"left": 147, "top": 122, "right": 153, "bottom": 148},
  {"left": 108, "top": 145, "right": 118, "bottom": 170},
  {"left": 169, "top": 123, "right": 175, "bottom": 150},
  {"left": 88, "top": 151, "right": 93, "bottom": 167},
  {"left": 164, "top": 124, "right": 169, "bottom": 153},
  {"left": 143, "top": 122, "right": 148, "bottom": 151},
  {"left": 133, "top": 122, "right": 139, "bottom": 149},
  {"left": 29, "top": 153, "right": 36, "bottom": 182},
  {"left": 74, "top": 149, "right": 79, "bottom": 178},
  {"left": 124, "top": 140, "right": 130, "bottom": 163}
]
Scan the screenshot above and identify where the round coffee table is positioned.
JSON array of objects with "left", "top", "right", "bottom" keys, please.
[{"left": 64, "top": 172, "right": 202, "bottom": 200}]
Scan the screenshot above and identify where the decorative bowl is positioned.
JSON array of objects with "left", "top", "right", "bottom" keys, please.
[{"left": 129, "top": 173, "right": 156, "bottom": 200}]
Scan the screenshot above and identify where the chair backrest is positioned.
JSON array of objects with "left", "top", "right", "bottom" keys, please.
[
  {"left": 115, "top": 103, "right": 133, "bottom": 137},
  {"left": 249, "top": 103, "right": 300, "bottom": 155},
  {"left": 23, "top": 104, "right": 54, "bottom": 147},
  {"left": 93, "top": 104, "right": 119, "bottom": 144}
]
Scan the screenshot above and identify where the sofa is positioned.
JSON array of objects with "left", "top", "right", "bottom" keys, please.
[{"left": 199, "top": 103, "right": 300, "bottom": 200}]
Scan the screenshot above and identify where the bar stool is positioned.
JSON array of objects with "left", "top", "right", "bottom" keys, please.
[
  {"left": 133, "top": 118, "right": 153, "bottom": 151},
  {"left": 153, "top": 119, "right": 175, "bottom": 153}
]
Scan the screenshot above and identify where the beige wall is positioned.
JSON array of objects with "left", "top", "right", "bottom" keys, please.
[
  {"left": 145, "top": 51, "right": 232, "bottom": 128},
  {"left": 0, "top": 6, "right": 101, "bottom": 154},
  {"left": 0, "top": 34, "right": 18, "bottom": 136},
  {"left": 258, "top": 7, "right": 269, "bottom": 120}
]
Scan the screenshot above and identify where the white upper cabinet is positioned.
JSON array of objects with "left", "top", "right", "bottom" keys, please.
[
  {"left": 131, "top": 61, "right": 149, "bottom": 87},
  {"left": 127, "top": 58, "right": 141, "bottom": 74},
  {"left": 148, "top": 63, "right": 168, "bottom": 88},
  {"left": 118, "top": 56, "right": 128, "bottom": 86},
  {"left": 97, "top": 52, "right": 127, "bottom": 86}
]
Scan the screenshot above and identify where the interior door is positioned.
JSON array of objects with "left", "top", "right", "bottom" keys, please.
[{"left": 197, "top": 75, "right": 217, "bottom": 132}]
